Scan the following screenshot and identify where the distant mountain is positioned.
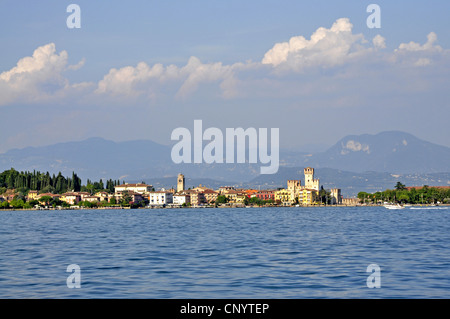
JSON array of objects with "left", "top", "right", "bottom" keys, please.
[
  {"left": 0, "top": 137, "right": 261, "bottom": 182},
  {"left": 1, "top": 131, "right": 449, "bottom": 193},
  {"left": 287, "top": 131, "right": 450, "bottom": 174},
  {"left": 0, "top": 137, "right": 172, "bottom": 182}
]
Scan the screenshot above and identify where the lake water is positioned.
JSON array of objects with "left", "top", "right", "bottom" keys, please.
[{"left": 0, "top": 206, "right": 449, "bottom": 299}]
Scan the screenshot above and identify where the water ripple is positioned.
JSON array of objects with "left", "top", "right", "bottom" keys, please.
[{"left": 0, "top": 207, "right": 449, "bottom": 298}]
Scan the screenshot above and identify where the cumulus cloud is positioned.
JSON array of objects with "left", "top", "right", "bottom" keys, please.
[
  {"left": 176, "top": 57, "right": 239, "bottom": 99},
  {"left": 96, "top": 62, "right": 165, "bottom": 97},
  {"left": 0, "top": 43, "right": 88, "bottom": 106},
  {"left": 372, "top": 35, "right": 386, "bottom": 49},
  {"left": 261, "top": 18, "right": 379, "bottom": 71},
  {"left": 1, "top": 19, "right": 449, "bottom": 106},
  {"left": 392, "top": 32, "right": 446, "bottom": 67},
  {"left": 96, "top": 56, "right": 241, "bottom": 100},
  {"left": 397, "top": 32, "right": 442, "bottom": 52}
]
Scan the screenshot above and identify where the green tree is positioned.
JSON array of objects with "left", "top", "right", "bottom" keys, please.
[
  {"left": 215, "top": 195, "right": 229, "bottom": 204},
  {"left": 395, "top": 182, "right": 406, "bottom": 190},
  {"left": 72, "top": 172, "right": 81, "bottom": 192},
  {"left": 40, "top": 185, "right": 55, "bottom": 194},
  {"left": 28, "top": 199, "right": 40, "bottom": 207},
  {"left": 398, "top": 194, "right": 410, "bottom": 203},
  {"left": 1, "top": 201, "right": 10, "bottom": 209},
  {"left": 10, "top": 199, "right": 25, "bottom": 209},
  {"left": 79, "top": 201, "right": 94, "bottom": 208},
  {"left": 38, "top": 196, "right": 53, "bottom": 207},
  {"left": 120, "top": 191, "right": 132, "bottom": 206}
]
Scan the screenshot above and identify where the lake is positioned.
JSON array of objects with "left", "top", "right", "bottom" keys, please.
[{"left": 0, "top": 206, "right": 449, "bottom": 298}]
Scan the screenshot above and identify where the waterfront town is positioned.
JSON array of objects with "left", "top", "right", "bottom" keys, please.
[
  {"left": 1, "top": 166, "right": 449, "bottom": 210},
  {"left": 0, "top": 167, "right": 360, "bottom": 209}
]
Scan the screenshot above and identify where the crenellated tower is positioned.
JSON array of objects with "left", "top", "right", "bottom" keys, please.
[{"left": 304, "top": 167, "right": 319, "bottom": 191}]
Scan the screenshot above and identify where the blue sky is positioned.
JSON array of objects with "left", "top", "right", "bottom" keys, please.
[{"left": 1, "top": 0, "right": 449, "bottom": 152}]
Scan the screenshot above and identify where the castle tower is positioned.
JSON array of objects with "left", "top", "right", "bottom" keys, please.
[
  {"left": 177, "top": 173, "right": 185, "bottom": 193},
  {"left": 304, "top": 167, "right": 319, "bottom": 191},
  {"left": 287, "top": 180, "right": 301, "bottom": 191},
  {"left": 330, "top": 188, "right": 342, "bottom": 205}
]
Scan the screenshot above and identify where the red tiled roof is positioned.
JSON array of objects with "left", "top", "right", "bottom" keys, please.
[{"left": 202, "top": 189, "right": 218, "bottom": 194}]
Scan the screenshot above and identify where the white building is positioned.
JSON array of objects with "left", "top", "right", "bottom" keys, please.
[
  {"left": 115, "top": 183, "right": 153, "bottom": 195},
  {"left": 173, "top": 194, "right": 190, "bottom": 206},
  {"left": 148, "top": 191, "right": 173, "bottom": 206}
]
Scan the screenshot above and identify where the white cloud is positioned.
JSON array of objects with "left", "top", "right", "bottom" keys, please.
[
  {"left": 372, "top": 35, "right": 386, "bottom": 49},
  {"left": 175, "top": 57, "right": 238, "bottom": 99},
  {"left": 96, "top": 56, "right": 241, "bottom": 100},
  {"left": 96, "top": 62, "right": 165, "bottom": 97},
  {"left": 397, "top": 32, "right": 442, "bottom": 52},
  {"left": 0, "top": 43, "right": 87, "bottom": 106},
  {"left": 1, "top": 19, "right": 449, "bottom": 107},
  {"left": 393, "top": 32, "right": 446, "bottom": 67},
  {"left": 261, "top": 18, "right": 376, "bottom": 71}
]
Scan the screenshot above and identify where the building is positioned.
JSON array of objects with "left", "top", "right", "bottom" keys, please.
[
  {"left": 218, "top": 186, "right": 235, "bottom": 194},
  {"left": 299, "top": 189, "right": 318, "bottom": 205},
  {"left": 329, "top": 188, "right": 342, "bottom": 205},
  {"left": 177, "top": 174, "right": 185, "bottom": 193},
  {"left": 27, "top": 190, "right": 39, "bottom": 201},
  {"left": 60, "top": 192, "right": 82, "bottom": 205},
  {"left": 202, "top": 189, "right": 219, "bottom": 203},
  {"left": 274, "top": 167, "right": 322, "bottom": 205},
  {"left": 244, "top": 189, "right": 259, "bottom": 198},
  {"left": 84, "top": 196, "right": 100, "bottom": 203},
  {"left": 113, "top": 191, "right": 145, "bottom": 204},
  {"left": 287, "top": 180, "right": 302, "bottom": 202},
  {"left": 77, "top": 192, "right": 91, "bottom": 201},
  {"left": 274, "top": 188, "right": 292, "bottom": 205},
  {"left": 129, "top": 192, "right": 145, "bottom": 204},
  {"left": 173, "top": 194, "right": 190, "bottom": 205},
  {"left": 189, "top": 191, "right": 206, "bottom": 206},
  {"left": 95, "top": 191, "right": 110, "bottom": 202},
  {"left": 223, "top": 190, "right": 246, "bottom": 204},
  {"left": 342, "top": 198, "right": 359, "bottom": 206},
  {"left": 192, "top": 185, "right": 210, "bottom": 192},
  {"left": 148, "top": 191, "right": 173, "bottom": 206},
  {"left": 37, "top": 193, "right": 61, "bottom": 201},
  {"left": 252, "top": 190, "right": 275, "bottom": 201},
  {"left": 115, "top": 183, "right": 153, "bottom": 195},
  {"left": 304, "top": 167, "right": 320, "bottom": 191},
  {"left": 287, "top": 180, "right": 301, "bottom": 192}
]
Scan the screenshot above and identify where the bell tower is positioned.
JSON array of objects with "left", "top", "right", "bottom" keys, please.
[{"left": 177, "top": 173, "right": 185, "bottom": 193}]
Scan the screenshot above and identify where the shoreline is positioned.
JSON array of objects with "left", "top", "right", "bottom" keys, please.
[{"left": 0, "top": 203, "right": 448, "bottom": 212}]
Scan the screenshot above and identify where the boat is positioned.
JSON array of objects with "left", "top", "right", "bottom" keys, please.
[{"left": 384, "top": 204, "right": 405, "bottom": 210}]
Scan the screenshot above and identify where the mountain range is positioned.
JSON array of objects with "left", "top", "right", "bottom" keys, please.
[
  {"left": 1, "top": 131, "right": 449, "bottom": 197},
  {"left": 299, "top": 131, "right": 450, "bottom": 174}
]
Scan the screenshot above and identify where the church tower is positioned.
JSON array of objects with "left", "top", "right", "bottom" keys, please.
[{"left": 177, "top": 173, "right": 185, "bottom": 193}]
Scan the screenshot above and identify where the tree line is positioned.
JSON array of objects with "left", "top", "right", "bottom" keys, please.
[
  {"left": 357, "top": 182, "right": 450, "bottom": 204},
  {"left": 0, "top": 168, "right": 123, "bottom": 195}
]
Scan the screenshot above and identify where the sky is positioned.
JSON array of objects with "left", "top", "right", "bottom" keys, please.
[{"left": 1, "top": 0, "right": 449, "bottom": 153}]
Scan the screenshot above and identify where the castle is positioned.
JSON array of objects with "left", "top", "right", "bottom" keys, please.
[{"left": 287, "top": 167, "right": 320, "bottom": 193}]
